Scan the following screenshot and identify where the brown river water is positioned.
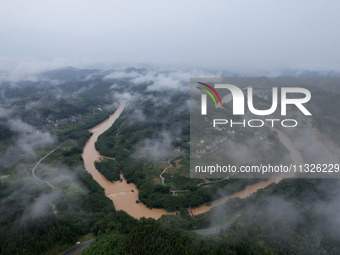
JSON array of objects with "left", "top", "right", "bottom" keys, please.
[
  {"left": 82, "top": 102, "right": 169, "bottom": 219},
  {"left": 82, "top": 101, "right": 304, "bottom": 219}
]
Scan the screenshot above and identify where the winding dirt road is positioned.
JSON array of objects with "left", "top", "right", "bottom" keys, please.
[
  {"left": 32, "top": 145, "right": 61, "bottom": 189},
  {"left": 160, "top": 156, "right": 176, "bottom": 186}
]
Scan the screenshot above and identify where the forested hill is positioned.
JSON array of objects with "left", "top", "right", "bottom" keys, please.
[
  {"left": 83, "top": 178, "right": 340, "bottom": 255},
  {"left": 1, "top": 68, "right": 339, "bottom": 254}
]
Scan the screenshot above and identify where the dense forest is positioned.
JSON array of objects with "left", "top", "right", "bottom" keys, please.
[
  {"left": 1, "top": 69, "right": 339, "bottom": 254},
  {"left": 94, "top": 89, "right": 261, "bottom": 211},
  {"left": 95, "top": 159, "right": 121, "bottom": 182},
  {"left": 83, "top": 178, "right": 340, "bottom": 255},
  {"left": 0, "top": 169, "right": 114, "bottom": 254},
  {"left": 0, "top": 69, "right": 121, "bottom": 254}
]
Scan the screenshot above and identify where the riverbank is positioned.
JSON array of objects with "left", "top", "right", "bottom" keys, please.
[
  {"left": 82, "top": 101, "right": 304, "bottom": 219},
  {"left": 82, "top": 102, "right": 168, "bottom": 219}
]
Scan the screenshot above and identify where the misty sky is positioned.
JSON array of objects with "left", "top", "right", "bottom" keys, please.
[{"left": 1, "top": 0, "right": 339, "bottom": 72}]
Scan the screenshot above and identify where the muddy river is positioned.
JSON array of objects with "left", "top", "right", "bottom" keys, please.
[
  {"left": 82, "top": 101, "right": 304, "bottom": 219},
  {"left": 82, "top": 102, "right": 168, "bottom": 219}
]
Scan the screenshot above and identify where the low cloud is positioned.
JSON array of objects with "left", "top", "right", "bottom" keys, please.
[
  {"left": 26, "top": 190, "right": 62, "bottom": 220},
  {"left": 0, "top": 115, "right": 55, "bottom": 170},
  {"left": 104, "top": 70, "right": 140, "bottom": 80},
  {"left": 0, "top": 57, "right": 68, "bottom": 82},
  {"left": 135, "top": 131, "right": 175, "bottom": 160}
]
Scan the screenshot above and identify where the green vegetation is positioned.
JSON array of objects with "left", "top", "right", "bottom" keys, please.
[
  {"left": 84, "top": 178, "right": 340, "bottom": 255},
  {"left": 84, "top": 216, "right": 276, "bottom": 255},
  {"left": 0, "top": 167, "right": 115, "bottom": 255},
  {"left": 52, "top": 112, "right": 108, "bottom": 143},
  {"left": 95, "top": 95, "right": 261, "bottom": 212},
  {"left": 0, "top": 72, "right": 122, "bottom": 254},
  {"left": 1, "top": 71, "right": 340, "bottom": 254},
  {"left": 95, "top": 159, "right": 121, "bottom": 182}
]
